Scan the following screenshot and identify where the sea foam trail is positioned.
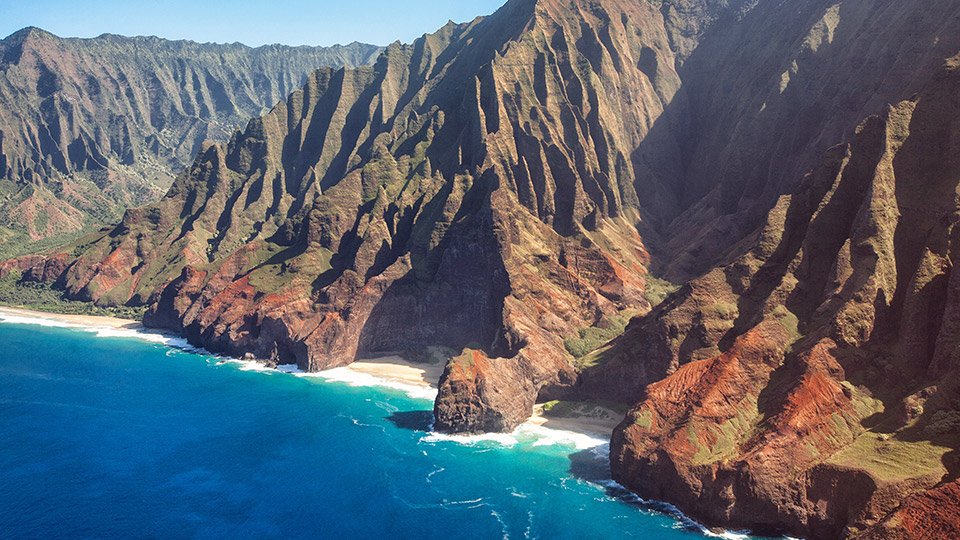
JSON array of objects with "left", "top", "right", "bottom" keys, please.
[{"left": 591, "top": 478, "right": 755, "bottom": 540}]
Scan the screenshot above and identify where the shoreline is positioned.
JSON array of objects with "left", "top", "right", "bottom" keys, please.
[
  {"left": 0, "top": 307, "right": 755, "bottom": 539},
  {"left": 0, "top": 305, "right": 617, "bottom": 440},
  {"left": 0, "top": 305, "right": 142, "bottom": 330}
]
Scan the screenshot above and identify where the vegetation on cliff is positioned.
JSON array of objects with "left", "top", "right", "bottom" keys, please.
[{"left": 0, "top": 269, "right": 146, "bottom": 319}]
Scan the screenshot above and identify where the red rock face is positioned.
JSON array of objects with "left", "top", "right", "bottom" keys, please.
[
  {"left": 857, "top": 479, "right": 960, "bottom": 539},
  {"left": 0, "top": 253, "right": 68, "bottom": 282}
]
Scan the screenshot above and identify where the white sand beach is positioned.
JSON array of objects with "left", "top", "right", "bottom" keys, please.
[
  {"left": 528, "top": 403, "right": 623, "bottom": 438},
  {"left": 0, "top": 306, "right": 142, "bottom": 330},
  {"left": 346, "top": 354, "right": 445, "bottom": 388}
]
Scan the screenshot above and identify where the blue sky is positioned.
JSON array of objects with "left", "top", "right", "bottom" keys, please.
[{"left": 0, "top": 0, "right": 509, "bottom": 47}]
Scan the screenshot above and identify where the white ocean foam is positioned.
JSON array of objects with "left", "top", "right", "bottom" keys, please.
[
  {"left": 515, "top": 422, "right": 608, "bottom": 450},
  {"left": 89, "top": 326, "right": 195, "bottom": 350},
  {"left": 702, "top": 530, "right": 751, "bottom": 540},
  {"left": 0, "top": 312, "right": 200, "bottom": 351},
  {"left": 275, "top": 364, "right": 302, "bottom": 374},
  {"left": 298, "top": 366, "right": 439, "bottom": 401},
  {"left": 0, "top": 313, "right": 87, "bottom": 329},
  {"left": 219, "top": 359, "right": 274, "bottom": 372},
  {"left": 422, "top": 430, "right": 521, "bottom": 447},
  {"left": 421, "top": 420, "right": 608, "bottom": 451}
]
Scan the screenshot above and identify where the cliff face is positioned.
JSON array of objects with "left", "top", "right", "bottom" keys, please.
[
  {"left": 609, "top": 55, "right": 960, "bottom": 538},
  {"left": 0, "top": 27, "right": 381, "bottom": 251},
  {"left": 1, "top": 0, "right": 769, "bottom": 427}
]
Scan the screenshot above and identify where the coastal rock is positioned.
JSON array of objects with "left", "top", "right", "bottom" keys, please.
[{"left": 434, "top": 350, "right": 535, "bottom": 433}]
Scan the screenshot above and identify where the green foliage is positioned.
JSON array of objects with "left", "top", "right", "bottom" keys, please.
[
  {"left": 643, "top": 275, "right": 678, "bottom": 307},
  {"left": 633, "top": 409, "right": 653, "bottom": 429},
  {"left": 0, "top": 227, "right": 86, "bottom": 261},
  {"left": 771, "top": 303, "right": 801, "bottom": 342},
  {"left": 542, "top": 400, "right": 629, "bottom": 419},
  {"left": 710, "top": 302, "right": 737, "bottom": 319},
  {"left": 0, "top": 270, "right": 145, "bottom": 320},
  {"left": 575, "top": 343, "right": 615, "bottom": 371},
  {"left": 564, "top": 313, "right": 634, "bottom": 359},
  {"left": 828, "top": 431, "right": 956, "bottom": 483}
]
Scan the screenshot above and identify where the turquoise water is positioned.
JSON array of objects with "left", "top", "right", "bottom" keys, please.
[{"left": 0, "top": 318, "right": 753, "bottom": 539}]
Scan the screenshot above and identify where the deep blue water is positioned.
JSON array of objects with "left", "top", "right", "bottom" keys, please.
[{"left": 0, "top": 319, "right": 754, "bottom": 539}]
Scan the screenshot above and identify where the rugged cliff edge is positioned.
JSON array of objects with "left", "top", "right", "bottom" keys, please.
[
  {"left": 0, "top": 27, "right": 381, "bottom": 253},
  {"left": 3, "top": 1, "right": 960, "bottom": 537}
]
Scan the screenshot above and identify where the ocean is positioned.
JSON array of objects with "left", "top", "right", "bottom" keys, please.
[{"left": 0, "top": 315, "right": 760, "bottom": 539}]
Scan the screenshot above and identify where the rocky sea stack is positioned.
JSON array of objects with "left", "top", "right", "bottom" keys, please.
[{"left": 3, "top": 0, "right": 960, "bottom": 538}]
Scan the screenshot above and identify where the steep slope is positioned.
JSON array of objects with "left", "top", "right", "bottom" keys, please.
[
  {"left": 0, "top": 27, "right": 381, "bottom": 254},
  {"left": 639, "top": 0, "right": 960, "bottom": 280},
  {"left": 609, "top": 54, "right": 960, "bottom": 538}
]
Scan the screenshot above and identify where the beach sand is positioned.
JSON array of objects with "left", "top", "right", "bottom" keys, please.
[
  {"left": 0, "top": 306, "right": 142, "bottom": 330},
  {"left": 346, "top": 355, "right": 445, "bottom": 388},
  {"left": 528, "top": 403, "right": 622, "bottom": 438}
]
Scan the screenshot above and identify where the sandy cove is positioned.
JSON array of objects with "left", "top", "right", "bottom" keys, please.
[
  {"left": 348, "top": 355, "right": 620, "bottom": 437},
  {"left": 346, "top": 355, "right": 446, "bottom": 388},
  {"left": 528, "top": 404, "right": 621, "bottom": 438}
]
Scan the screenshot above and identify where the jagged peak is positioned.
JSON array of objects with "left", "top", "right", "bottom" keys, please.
[
  {"left": 1, "top": 27, "right": 60, "bottom": 66},
  {"left": 1, "top": 26, "right": 379, "bottom": 57},
  {"left": 2, "top": 26, "right": 57, "bottom": 43}
]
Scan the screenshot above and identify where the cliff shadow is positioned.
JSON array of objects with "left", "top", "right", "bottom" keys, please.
[
  {"left": 386, "top": 410, "right": 435, "bottom": 432},
  {"left": 353, "top": 172, "right": 510, "bottom": 359}
]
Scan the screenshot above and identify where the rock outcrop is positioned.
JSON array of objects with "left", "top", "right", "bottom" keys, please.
[
  {"left": 0, "top": 27, "right": 381, "bottom": 251},
  {"left": 857, "top": 479, "right": 960, "bottom": 539}
]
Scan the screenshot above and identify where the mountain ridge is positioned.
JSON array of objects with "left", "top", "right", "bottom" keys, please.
[{"left": 0, "top": 27, "right": 382, "bottom": 255}]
